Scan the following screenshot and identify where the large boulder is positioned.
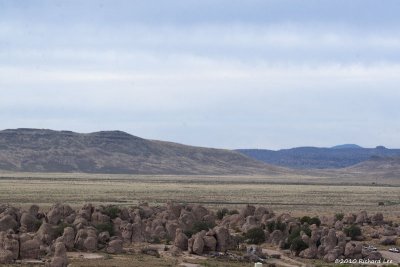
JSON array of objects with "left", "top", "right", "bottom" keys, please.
[
  {"left": 214, "top": 226, "right": 232, "bottom": 252},
  {"left": 0, "top": 215, "right": 18, "bottom": 232},
  {"left": 203, "top": 235, "right": 217, "bottom": 252},
  {"left": 355, "top": 211, "right": 368, "bottom": 224},
  {"left": 48, "top": 242, "right": 68, "bottom": 267},
  {"left": 192, "top": 234, "right": 205, "bottom": 255},
  {"left": 20, "top": 238, "right": 41, "bottom": 259},
  {"left": 344, "top": 242, "right": 363, "bottom": 259},
  {"left": 173, "top": 229, "right": 188, "bottom": 250},
  {"left": 106, "top": 238, "right": 124, "bottom": 254},
  {"left": 0, "top": 249, "right": 13, "bottom": 264}
]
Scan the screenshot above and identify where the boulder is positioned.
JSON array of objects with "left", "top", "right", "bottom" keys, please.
[
  {"left": 0, "top": 215, "right": 18, "bottom": 232},
  {"left": 203, "top": 235, "right": 217, "bottom": 251},
  {"left": 106, "top": 239, "right": 124, "bottom": 254},
  {"left": 173, "top": 229, "right": 188, "bottom": 250},
  {"left": 380, "top": 236, "right": 397, "bottom": 245},
  {"left": 214, "top": 226, "right": 231, "bottom": 252},
  {"left": 371, "top": 213, "right": 384, "bottom": 225},
  {"left": 0, "top": 249, "right": 13, "bottom": 264},
  {"left": 355, "top": 211, "right": 368, "bottom": 224},
  {"left": 20, "top": 239, "right": 41, "bottom": 259},
  {"left": 192, "top": 235, "right": 205, "bottom": 255},
  {"left": 48, "top": 242, "right": 68, "bottom": 267}
]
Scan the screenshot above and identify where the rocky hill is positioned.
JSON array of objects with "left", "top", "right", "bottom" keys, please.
[
  {"left": 237, "top": 146, "right": 400, "bottom": 169},
  {"left": 0, "top": 128, "right": 283, "bottom": 175}
]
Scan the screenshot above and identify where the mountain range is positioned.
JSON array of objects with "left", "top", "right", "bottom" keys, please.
[
  {"left": 237, "top": 146, "right": 400, "bottom": 169},
  {"left": 0, "top": 128, "right": 283, "bottom": 175}
]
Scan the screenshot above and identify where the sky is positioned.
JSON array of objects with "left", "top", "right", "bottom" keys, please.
[{"left": 1, "top": 0, "right": 400, "bottom": 149}]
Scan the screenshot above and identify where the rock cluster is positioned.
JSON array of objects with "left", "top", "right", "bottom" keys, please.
[{"left": 0, "top": 203, "right": 396, "bottom": 264}]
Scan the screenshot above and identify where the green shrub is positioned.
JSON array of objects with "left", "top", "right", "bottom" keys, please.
[
  {"left": 335, "top": 213, "right": 344, "bottom": 221},
  {"left": 267, "top": 220, "right": 286, "bottom": 233},
  {"left": 290, "top": 236, "right": 309, "bottom": 255},
  {"left": 309, "top": 217, "right": 321, "bottom": 227},
  {"left": 103, "top": 206, "right": 120, "bottom": 219},
  {"left": 216, "top": 208, "right": 229, "bottom": 220},
  {"left": 244, "top": 227, "right": 266, "bottom": 245},
  {"left": 300, "top": 216, "right": 311, "bottom": 225},
  {"left": 300, "top": 216, "right": 321, "bottom": 227},
  {"left": 228, "top": 209, "right": 239, "bottom": 215},
  {"left": 96, "top": 222, "right": 115, "bottom": 236},
  {"left": 344, "top": 225, "right": 361, "bottom": 240},
  {"left": 184, "top": 221, "right": 215, "bottom": 238}
]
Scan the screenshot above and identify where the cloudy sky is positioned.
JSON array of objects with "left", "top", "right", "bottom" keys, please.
[{"left": 1, "top": 0, "right": 399, "bottom": 149}]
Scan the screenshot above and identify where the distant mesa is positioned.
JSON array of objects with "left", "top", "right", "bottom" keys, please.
[{"left": 331, "top": 144, "right": 363, "bottom": 149}]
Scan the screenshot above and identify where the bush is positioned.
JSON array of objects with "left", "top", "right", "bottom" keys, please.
[
  {"left": 300, "top": 216, "right": 321, "bottom": 227},
  {"left": 290, "top": 237, "right": 309, "bottom": 255},
  {"left": 228, "top": 209, "right": 239, "bottom": 215},
  {"left": 267, "top": 220, "right": 286, "bottom": 233},
  {"left": 216, "top": 208, "right": 229, "bottom": 220},
  {"left": 309, "top": 217, "right": 321, "bottom": 227},
  {"left": 244, "top": 227, "right": 266, "bottom": 244},
  {"left": 103, "top": 206, "right": 120, "bottom": 219},
  {"left": 344, "top": 225, "right": 361, "bottom": 240},
  {"left": 300, "top": 216, "right": 311, "bottom": 225},
  {"left": 184, "top": 221, "right": 215, "bottom": 238},
  {"left": 335, "top": 213, "right": 344, "bottom": 222},
  {"left": 96, "top": 222, "right": 115, "bottom": 236}
]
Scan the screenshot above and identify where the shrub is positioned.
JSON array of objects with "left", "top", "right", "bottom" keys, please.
[
  {"left": 344, "top": 225, "right": 361, "bottom": 240},
  {"left": 184, "top": 221, "right": 215, "bottom": 238},
  {"left": 103, "top": 206, "right": 120, "bottom": 219},
  {"left": 300, "top": 216, "right": 321, "bottom": 227},
  {"left": 267, "top": 220, "right": 286, "bottom": 233},
  {"left": 244, "top": 227, "right": 266, "bottom": 244},
  {"left": 228, "top": 209, "right": 239, "bottom": 215},
  {"left": 335, "top": 213, "right": 344, "bottom": 222},
  {"left": 309, "top": 217, "right": 321, "bottom": 227},
  {"left": 216, "top": 208, "right": 229, "bottom": 220},
  {"left": 96, "top": 222, "right": 115, "bottom": 236},
  {"left": 300, "top": 216, "right": 311, "bottom": 225},
  {"left": 290, "top": 237, "right": 309, "bottom": 255}
]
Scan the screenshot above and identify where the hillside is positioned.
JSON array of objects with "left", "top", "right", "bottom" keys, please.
[
  {"left": 237, "top": 146, "right": 400, "bottom": 169},
  {"left": 0, "top": 128, "right": 284, "bottom": 175}
]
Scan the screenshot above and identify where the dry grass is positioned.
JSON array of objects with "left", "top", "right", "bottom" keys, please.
[{"left": 1, "top": 173, "right": 399, "bottom": 218}]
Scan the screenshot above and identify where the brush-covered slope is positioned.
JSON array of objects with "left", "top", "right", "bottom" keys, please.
[
  {"left": 237, "top": 146, "right": 400, "bottom": 169},
  {"left": 0, "top": 129, "right": 283, "bottom": 175}
]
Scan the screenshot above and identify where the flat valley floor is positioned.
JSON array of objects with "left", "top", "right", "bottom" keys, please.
[{"left": 1, "top": 172, "right": 399, "bottom": 219}]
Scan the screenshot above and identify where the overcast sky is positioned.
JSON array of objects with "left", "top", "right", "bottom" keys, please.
[{"left": 1, "top": 0, "right": 399, "bottom": 149}]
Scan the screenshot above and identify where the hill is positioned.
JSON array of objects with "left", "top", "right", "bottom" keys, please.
[
  {"left": 0, "top": 128, "right": 283, "bottom": 175},
  {"left": 237, "top": 146, "right": 400, "bottom": 169}
]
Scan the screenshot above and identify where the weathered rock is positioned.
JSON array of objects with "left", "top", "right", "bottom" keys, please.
[
  {"left": 61, "top": 227, "right": 75, "bottom": 251},
  {"left": 344, "top": 242, "right": 362, "bottom": 259},
  {"left": 98, "top": 231, "right": 110, "bottom": 244},
  {"left": 36, "top": 222, "right": 57, "bottom": 245},
  {"left": 106, "top": 239, "right": 124, "bottom": 254},
  {"left": 241, "top": 216, "right": 258, "bottom": 233},
  {"left": 270, "top": 230, "right": 284, "bottom": 246},
  {"left": 0, "top": 249, "right": 13, "bottom": 264},
  {"left": 0, "top": 215, "right": 18, "bottom": 232},
  {"left": 355, "top": 211, "right": 368, "bottom": 224},
  {"left": 20, "top": 239, "right": 41, "bottom": 259},
  {"left": 203, "top": 235, "right": 217, "bottom": 251},
  {"left": 173, "top": 229, "right": 188, "bottom": 250},
  {"left": 240, "top": 205, "right": 256, "bottom": 218},
  {"left": 192, "top": 235, "right": 205, "bottom": 255},
  {"left": 214, "top": 226, "right": 232, "bottom": 252},
  {"left": 91, "top": 211, "right": 110, "bottom": 226},
  {"left": 371, "top": 213, "right": 384, "bottom": 225},
  {"left": 380, "top": 236, "right": 397, "bottom": 245},
  {"left": 48, "top": 242, "right": 68, "bottom": 267}
]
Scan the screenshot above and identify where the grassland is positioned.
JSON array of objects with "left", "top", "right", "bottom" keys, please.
[{"left": 1, "top": 172, "right": 399, "bottom": 218}]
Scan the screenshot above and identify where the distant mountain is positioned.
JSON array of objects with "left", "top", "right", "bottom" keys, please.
[
  {"left": 331, "top": 144, "right": 363, "bottom": 149},
  {"left": 345, "top": 156, "right": 400, "bottom": 178},
  {"left": 0, "top": 128, "right": 284, "bottom": 175},
  {"left": 237, "top": 146, "right": 400, "bottom": 169}
]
